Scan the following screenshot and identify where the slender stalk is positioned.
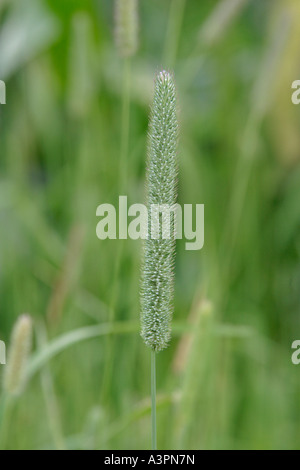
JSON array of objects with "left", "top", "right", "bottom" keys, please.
[
  {"left": 0, "top": 394, "right": 13, "bottom": 450},
  {"left": 151, "top": 350, "right": 157, "bottom": 450},
  {"left": 101, "top": 58, "right": 132, "bottom": 404},
  {"left": 163, "top": 0, "right": 186, "bottom": 69},
  {"left": 108, "top": 58, "right": 131, "bottom": 323},
  {"left": 37, "top": 322, "right": 66, "bottom": 450},
  {"left": 119, "top": 58, "right": 131, "bottom": 192},
  {"left": 0, "top": 393, "right": 7, "bottom": 439}
]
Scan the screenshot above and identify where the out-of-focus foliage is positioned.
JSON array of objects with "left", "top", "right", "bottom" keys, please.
[{"left": 0, "top": 0, "right": 300, "bottom": 450}]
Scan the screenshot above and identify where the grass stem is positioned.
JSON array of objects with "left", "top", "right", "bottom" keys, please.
[
  {"left": 101, "top": 57, "right": 132, "bottom": 405},
  {"left": 0, "top": 394, "right": 12, "bottom": 450},
  {"left": 163, "top": 0, "right": 186, "bottom": 69},
  {"left": 0, "top": 394, "right": 7, "bottom": 438},
  {"left": 120, "top": 57, "right": 131, "bottom": 192},
  {"left": 151, "top": 350, "right": 157, "bottom": 450}
]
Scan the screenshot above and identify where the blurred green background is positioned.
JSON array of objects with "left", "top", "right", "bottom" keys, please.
[{"left": 0, "top": 0, "right": 300, "bottom": 450}]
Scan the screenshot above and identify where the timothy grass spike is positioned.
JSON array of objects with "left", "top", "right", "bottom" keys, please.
[
  {"left": 115, "top": 0, "right": 139, "bottom": 58},
  {"left": 141, "top": 70, "right": 178, "bottom": 352},
  {"left": 4, "top": 315, "right": 33, "bottom": 397}
]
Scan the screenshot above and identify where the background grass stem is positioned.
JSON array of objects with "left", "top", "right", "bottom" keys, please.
[
  {"left": 101, "top": 57, "right": 132, "bottom": 405},
  {"left": 120, "top": 58, "right": 131, "bottom": 192},
  {"left": 163, "top": 0, "right": 186, "bottom": 69},
  {"left": 0, "top": 394, "right": 13, "bottom": 450}
]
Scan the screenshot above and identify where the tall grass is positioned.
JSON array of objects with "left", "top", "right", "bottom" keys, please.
[{"left": 141, "top": 70, "right": 178, "bottom": 449}]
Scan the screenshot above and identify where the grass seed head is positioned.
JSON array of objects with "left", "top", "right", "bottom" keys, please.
[
  {"left": 4, "top": 314, "right": 33, "bottom": 397},
  {"left": 141, "top": 70, "right": 179, "bottom": 352},
  {"left": 115, "top": 0, "right": 139, "bottom": 58}
]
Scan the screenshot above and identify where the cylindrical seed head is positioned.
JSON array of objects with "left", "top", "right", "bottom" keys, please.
[
  {"left": 4, "top": 314, "right": 33, "bottom": 397},
  {"left": 141, "top": 70, "right": 179, "bottom": 352},
  {"left": 115, "top": 0, "right": 139, "bottom": 58}
]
